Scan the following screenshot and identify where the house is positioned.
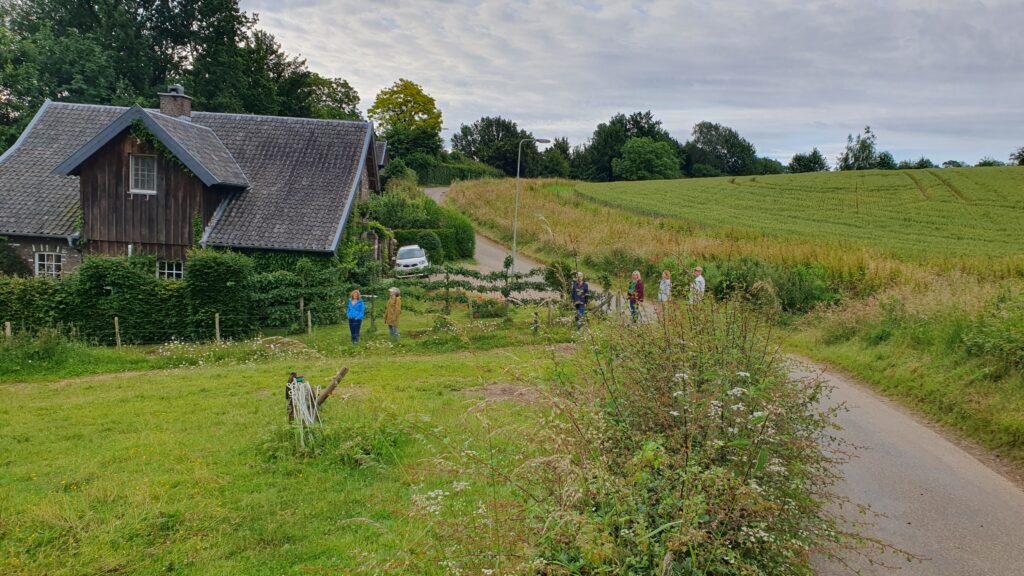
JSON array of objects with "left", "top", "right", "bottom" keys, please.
[{"left": 0, "top": 85, "right": 382, "bottom": 278}]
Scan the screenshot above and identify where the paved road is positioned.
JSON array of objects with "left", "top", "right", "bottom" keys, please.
[
  {"left": 424, "top": 187, "right": 544, "bottom": 273},
  {"left": 792, "top": 357, "right": 1024, "bottom": 575},
  {"left": 427, "top": 185, "right": 1024, "bottom": 574}
]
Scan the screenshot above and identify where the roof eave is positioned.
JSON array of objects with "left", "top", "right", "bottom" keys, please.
[
  {"left": 329, "top": 123, "right": 373, "bottom": 252},
  {"left": 51, "top": 106, "right": 247, "bottom": 189}
]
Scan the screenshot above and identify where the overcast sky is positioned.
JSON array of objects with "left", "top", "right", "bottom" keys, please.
[{"left": 241, "top": 0, "right": 1023, "bottom": 165}]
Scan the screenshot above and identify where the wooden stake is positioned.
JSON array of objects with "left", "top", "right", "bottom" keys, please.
[
  {"left": 306, "top": 310, "right": 312, "bottom": 335},
  {"left": 4, "top": 321, "right": 11, "bottom": 339},
  {"left": 315, "top": 366, "right": 349, "bottom": 409},
  {"left": 214, "top": 313, "right": 221, "bottom": 343},
  {"left": 114, "top": 316, "right": 121, "bottom": 349},
  {"left": 299, "top": 296, "right": 304, "bottom": 315}
]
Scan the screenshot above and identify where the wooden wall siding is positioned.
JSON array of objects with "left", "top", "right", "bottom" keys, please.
[{"left": 79, "top": 130, "right": 221, "bottom": 259}]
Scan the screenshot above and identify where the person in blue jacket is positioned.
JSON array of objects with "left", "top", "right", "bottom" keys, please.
[
  {"left": 570, "top": 272, "right": 589, "bottom": 329},
  {"left": 346, "top": 289, "right": 365, "bottom": 343}
]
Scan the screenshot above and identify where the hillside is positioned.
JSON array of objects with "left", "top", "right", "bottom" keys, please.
[{"left": 577, "top": 167, "right": 1024, "bottom": 261}]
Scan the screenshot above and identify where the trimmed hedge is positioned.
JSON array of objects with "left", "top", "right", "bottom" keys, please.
[
  {"left": 365, "top": 190, "right": 475, "bottom": 261},
  {"left": 403, "top": 152, "right": 503, "bottom": 186},
  {"left": 0, "top": 250, "right": 355, "bottom": 344}
]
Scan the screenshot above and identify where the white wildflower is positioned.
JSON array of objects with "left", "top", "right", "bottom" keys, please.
[
  {"left": 731, "top": 402, "right": 746, "bottom": 412},
  {"left": 736, "top": 371, "right": 750, "bottom": 378},
  {"left": 673, "top": 372, "right": 689, "bottom": 382},
  {"left": 727, "top": 387, "right": 745, "bottom": 397},
  {"left": 672, "top": 390, "right": 685, "bottom": 397},
  {"left": 669, "top": 410, "right": 680, "bottom": 417},
  {"left": 452, "top": 481, "right": 470, "bottom": 492}
]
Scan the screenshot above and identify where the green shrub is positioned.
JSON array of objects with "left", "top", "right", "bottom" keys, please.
[
  {"left": 438, "top": 207, "right": 475, "bottom": 259},
  {"left": 185, "top": 249, "right": 257, "bottom": 340},
  {"left": 416, "top": 231, "right": 444, "bottom": 262},
  {"left": 404, "top": 152, "right": 503, "bottom": 186},
  {"left": 380, "top": 157, "right": 417, "bottom": 189},
  {"left": 714, "top": 257, "right": 838, "bottom": 313}
]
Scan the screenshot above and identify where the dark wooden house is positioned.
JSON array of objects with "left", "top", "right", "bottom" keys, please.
[{"left": 0, "top": 85, "right": 383, "bottom": 278}]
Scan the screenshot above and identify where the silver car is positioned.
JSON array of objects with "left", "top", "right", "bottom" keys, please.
[{"left": 395, "top": 245, "right": 430, "bottom": 276}]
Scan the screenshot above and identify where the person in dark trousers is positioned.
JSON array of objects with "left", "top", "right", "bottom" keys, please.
[
  {"left": 627, "top": 270, "right": 644, "bottom": 322},
  {"left": 346, "top": 289, "right": 365, "bottom": 343},
  {"left": 570, "top": 271, "right": 589, "bottom": 328}
]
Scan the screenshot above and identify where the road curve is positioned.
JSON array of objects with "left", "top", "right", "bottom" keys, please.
[
  {"left": 792, "top": 357, "right": 1024, "bottom": 575},
  {"left": 426, "top": 184, "right": 1024, "bottom": 574},
  {"left": 423, "top": 186, "right": 544, "bottom": 274}
]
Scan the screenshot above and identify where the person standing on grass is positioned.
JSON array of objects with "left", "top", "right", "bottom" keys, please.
[
  {"left": 384, "top": 287, "right": 401, "bottom": 340},
  {"left": 570, "top": 272, "right": 589, "bottom": 328},
  {"left": 689, "top": 266, "right": 706, "bottom": 304},
  {"left": 346, "top": 289, "right": 365, "bottom": 343},
  {"left": 627, "top": 270, "right": 644, "bottom": 322}
]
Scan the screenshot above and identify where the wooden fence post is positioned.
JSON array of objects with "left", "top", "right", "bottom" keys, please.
[
  {"left": 299, "top": 297, "right": 304, "bottom": 315},
  {"left": 306, "top": 310, "right": 312, "bottom": 335},
  {"left": 4, "top": 321, "right": 11, "bottom": 339},
  {"left": 214, "top": 313, "right": 221, "bottom": 343},
  {"left": 114, "top": 316, "right": 122, "bottom": 349}
]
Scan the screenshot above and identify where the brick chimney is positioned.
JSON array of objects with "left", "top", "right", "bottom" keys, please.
[{"left": 158, "top": 84, "right": 192, "bottom": 118}]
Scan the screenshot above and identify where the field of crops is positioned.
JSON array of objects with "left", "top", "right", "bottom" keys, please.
[{"left": 576, "top": 167, "right": 1024, "bottom": 261}]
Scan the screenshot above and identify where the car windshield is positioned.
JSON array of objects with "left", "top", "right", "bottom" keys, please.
[{"left": 397, "top": 247, "right": 425, "bottom": 260}]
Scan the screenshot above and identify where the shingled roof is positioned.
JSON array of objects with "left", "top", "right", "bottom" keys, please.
[{"left": 0, "top": 100, "right": 374, "bottom": 252}]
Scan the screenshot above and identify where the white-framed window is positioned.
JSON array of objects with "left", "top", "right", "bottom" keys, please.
[
  {"left": 130, "top": 154, "right": 158, "bottom": 194},
  {"left": 157, "top": 260, "right": 184, "bottom": 280},
  {"left": 35, "top": 253, "right": 63, "bottom": 277}
]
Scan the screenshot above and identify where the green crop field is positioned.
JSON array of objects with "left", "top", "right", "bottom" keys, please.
[{"left": 575, "top": 167, "right": 1024, "bottom": 261}]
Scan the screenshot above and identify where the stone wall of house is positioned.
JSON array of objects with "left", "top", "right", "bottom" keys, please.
[{"left": 4, "top": 235, "right": 83, "bottom": 277}]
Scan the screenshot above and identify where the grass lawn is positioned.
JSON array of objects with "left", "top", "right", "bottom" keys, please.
[{"left": 0, "top": 342, "right": 559, "bottom": 575}]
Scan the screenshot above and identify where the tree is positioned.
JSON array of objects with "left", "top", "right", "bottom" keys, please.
[
  {"left": 942, "top": 160, "right": 967, "bottom": 168},
  {"left": 382, "top": 124, "right": 443, "bottom": 159},
  {"left": 684, "top": 121, "right": 757, "bottom": 177},
  {"left": 897, "top": 157, "right": 935, "bottom": 170},
  {"left": 572, "top": 111, "right": 680, "bottom": 182},
  {"left": 788, "top": 148, "right": 829, "bottom": 173},
  {"left": 450, "top": 116, "right": 540, "bottom": 176},
  {"left": 307, "top": 75, "right": 361, "bottom": 120},
  {"left": 976, "top": 156, "right": 1007, "bottom": 167},
  {"left": 875, "top": 151, "right": 897, "bottom": 170},
  {"left": 836, "top": 126, "right": 878, "bottom": 170},
  {"left": 368, "top": 78, "right": 442, "bottom": 136},
  {"left": 539, "top": 145, "right": 570, "bottom": 178},
  {"left": 611, "top": 137, "right": 682, "bottom": 181},
  {"left": 1010, "top": 147, "right": 1024, "bottom": 166},
  {"left": 755, "top": 157, "right": 786, "bottom": 175}
]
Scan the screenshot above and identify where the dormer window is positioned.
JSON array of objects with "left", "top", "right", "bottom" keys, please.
[{"left": 130, "top": 154, "right": 157, "bottom": 194}]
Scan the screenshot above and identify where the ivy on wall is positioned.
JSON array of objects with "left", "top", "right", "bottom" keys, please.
[{"left": 128, "top": 120, "right": 194, "bottom": 177}]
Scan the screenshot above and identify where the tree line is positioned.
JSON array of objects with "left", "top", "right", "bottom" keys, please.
[{"left": 2, "top": 1, "right": 1021, "bottom": 183}]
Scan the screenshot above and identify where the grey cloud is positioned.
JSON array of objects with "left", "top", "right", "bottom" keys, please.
[{"left": 241, "top": 0, "right": 1024, "bottom": 163}]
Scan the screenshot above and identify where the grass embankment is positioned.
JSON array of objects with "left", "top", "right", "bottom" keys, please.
[{"left": 446, "top": 176, "right": 1024, "bottom": 466}]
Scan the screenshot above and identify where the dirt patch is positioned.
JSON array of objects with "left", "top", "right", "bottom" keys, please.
[{"left": 463, "top": 383, "right": 543, "bottom": 404}]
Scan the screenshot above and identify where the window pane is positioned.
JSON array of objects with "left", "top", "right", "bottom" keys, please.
[{"left": 131, "top": 155, "right": 157, "bottom": 192}]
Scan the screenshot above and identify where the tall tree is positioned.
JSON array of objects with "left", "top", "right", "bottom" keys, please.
[
  {"left": 573, "top": 111, "right": 680, "bottom": 182},
  {"left": 611, "top": 137, "right": 681, "bottom": 181},
  {"left": 307, "top": 75, "right": 361, "bottom": 120},
  {"left": 684, "top": 121, "right": 757, "bottom": 177},
  {"left": 836, "top": 126, "right": 886, "bottom": 170},
  {"left": 788, "top": 148, "right": 829, "bottom": 173},
  {"left": 368, "top": 78, "right": 442, "bottom": 136},
  {"left": 450, "top": 116, "right": 540, "bottom": 176}
]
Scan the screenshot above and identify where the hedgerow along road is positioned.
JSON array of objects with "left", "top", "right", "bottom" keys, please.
[{"left": 426, "top": 185, "right": 1024, "bottom": 574}]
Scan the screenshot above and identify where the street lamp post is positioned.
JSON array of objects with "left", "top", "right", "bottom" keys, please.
[{"left": 512, "top": 137, "right": 550, "bottom": 274}]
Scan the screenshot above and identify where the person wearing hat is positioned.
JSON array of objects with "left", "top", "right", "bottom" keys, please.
[
  {"left": 384, "top": 287, "right": 402, "bottom": 340},
  {"left": 689, "top": 266, "right": 705, "bottom": 304}
]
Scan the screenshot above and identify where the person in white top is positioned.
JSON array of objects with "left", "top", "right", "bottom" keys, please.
[
  {"left": 658, "top": 270, "right": 672, "bottom": 303},
  {"left": 689, "top": 266, "right": 705, "bottom": 304}
]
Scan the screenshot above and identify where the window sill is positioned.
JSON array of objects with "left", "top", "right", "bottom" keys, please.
[{"left": 128, "top": 190, "right": 157, "bottom": 196}]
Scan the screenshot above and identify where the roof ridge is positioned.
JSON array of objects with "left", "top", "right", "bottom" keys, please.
[{"left": 193, "top": 110, "right": 371, "bottom": 126}]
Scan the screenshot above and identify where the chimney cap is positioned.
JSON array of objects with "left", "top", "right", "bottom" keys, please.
[{"left": 168, "top": 84, "right": 185, "bottom": 95}]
